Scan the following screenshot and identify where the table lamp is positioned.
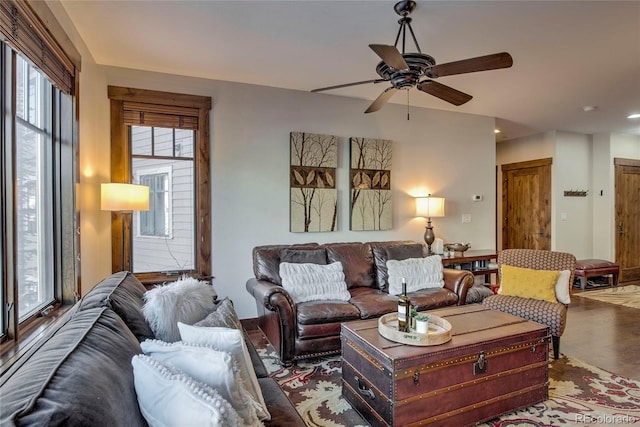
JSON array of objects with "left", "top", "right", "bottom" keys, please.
[{"left": 415, "top": 194, "right": 445, "bottom": 255}]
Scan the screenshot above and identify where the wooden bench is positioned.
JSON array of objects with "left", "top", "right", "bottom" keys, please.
[{"left": 574, "top": 259, "right": 619, "bottom": 290}]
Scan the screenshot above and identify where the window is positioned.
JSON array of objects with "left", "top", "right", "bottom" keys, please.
[
  {"left": 15, "top": 56, "right": 55, "bottom": 320},
  {"left": 140, "top": 172, "right": 170, "bottom": 238},
  {"left": 108, "top": 87, "right": 211, "bottom": 283},
  {"left": 0, "top": 41, "right": 77, "bottom": 349}
]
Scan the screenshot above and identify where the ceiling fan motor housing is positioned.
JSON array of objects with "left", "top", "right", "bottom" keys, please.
[{"left": 376, "top": 53, "right": 435, "bottom": 89}]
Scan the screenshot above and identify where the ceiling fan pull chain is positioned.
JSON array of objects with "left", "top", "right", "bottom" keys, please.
[{"left": 407, "top": 89, "right": 410, "bottom": 121}]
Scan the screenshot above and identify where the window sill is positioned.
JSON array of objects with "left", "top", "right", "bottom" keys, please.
[{"left": 0, "top": 304, "right": 74, "bottom": 377}]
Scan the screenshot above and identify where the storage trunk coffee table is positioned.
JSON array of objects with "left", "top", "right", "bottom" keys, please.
[{"left": 341, "top": 305, "right": 550, "bottom": 427}]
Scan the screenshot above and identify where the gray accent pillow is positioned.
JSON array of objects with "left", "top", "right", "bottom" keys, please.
[
  {"left": 77, "top": 271, "right": 154, "bottom": 341},
  {"left": 195, "top": 297, "right": 243, "bottom": 330}
]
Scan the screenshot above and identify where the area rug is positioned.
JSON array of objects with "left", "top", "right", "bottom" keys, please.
[
  {"left": 574, "top": 284, "right": 640, "bottom": 310},
  {"left": 256, "top": 343, "right": 640, "bottom": 426}
]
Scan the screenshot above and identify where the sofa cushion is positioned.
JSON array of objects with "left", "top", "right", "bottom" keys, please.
[
  {"left": 77, "top": 271, "right": 154, "bottom": 341},
  {"left": 410, "top": 288, "right": 460, "bottom": 310},
  {"left": 0, "top": 307, "right": 145, "bottom": 426},
  {"left": 326, "top": 242, "right": 376, "bottom": 288},
  {"left": 370, "top": 241, "right": 421, "bottom": 292},
  {"left": 280, "top": 247, "right": 327, "bottom": 264},
  {"left": 296, "top": 300, "right": 361, "bottom": 325},
  {"left": 253, "top": 243, "right": 320, "bottom": 285},
  {"left": 348, "top": 287, "right": 398, "bottom": 319}
]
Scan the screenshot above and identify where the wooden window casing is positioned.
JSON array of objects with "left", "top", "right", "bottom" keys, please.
[{"left": 107, "top": 86, "right": 212, "bottom": 284}]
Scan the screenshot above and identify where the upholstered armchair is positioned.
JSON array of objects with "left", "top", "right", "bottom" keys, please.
[{"left": 483, "top": 249, "right": 576, "bottom": 359}]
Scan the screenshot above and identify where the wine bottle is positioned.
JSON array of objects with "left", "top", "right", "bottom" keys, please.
[{"left": 397, "top": 278, "right": 410, "bottom": 332}]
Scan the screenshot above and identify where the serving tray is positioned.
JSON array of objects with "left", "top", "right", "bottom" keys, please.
[{"left": 378, "top": 312, "right": 452, "bottom": 346}]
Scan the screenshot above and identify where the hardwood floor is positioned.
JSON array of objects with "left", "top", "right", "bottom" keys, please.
[{"left": 562, "top": 282, "right": 640, "bottom": 381}]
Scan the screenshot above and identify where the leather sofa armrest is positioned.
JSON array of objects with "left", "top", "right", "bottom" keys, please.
[
  {"left": 246, "top": 278, "right": 296, "bottom": 312},
  {"left": 443, "top": 268, "right": 475, "bottom": 305},
  {"left": 246, "top": 278, "right": 297, "bottom": 364}
]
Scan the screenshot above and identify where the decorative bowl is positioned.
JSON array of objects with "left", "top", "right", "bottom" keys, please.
[{"left": 445, "top": 243, "right": 471, "bottom": 253}]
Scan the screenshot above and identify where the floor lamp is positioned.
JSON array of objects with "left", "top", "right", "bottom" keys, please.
[
  {"left": 415, "top": 194, "right": 445, "bottom": 255},
  {"left": 101, "top": 183, "right": 150, "bottom": 272}
]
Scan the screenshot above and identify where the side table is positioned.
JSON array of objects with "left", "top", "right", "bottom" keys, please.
[{"left": 441, "top": 250, "right": 498, "bottom": 285}]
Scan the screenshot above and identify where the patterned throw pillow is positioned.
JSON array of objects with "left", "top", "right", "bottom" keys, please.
[{"left": 500, "top": 265, "right": 559, "bottom": 303}]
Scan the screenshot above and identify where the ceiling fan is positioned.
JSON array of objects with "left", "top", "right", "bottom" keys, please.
[{"left": 311, "top": 0, "right": 513, "bottom": 114}]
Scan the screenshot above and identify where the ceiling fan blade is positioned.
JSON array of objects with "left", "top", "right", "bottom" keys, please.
[
  {"left": 426, "top": 52, "right": 513, "bottom": 78},
  {"left": 417, "top": 80, "right": 472, "bottom": 106},
  {"left": 369, "top": 44, "right": 409, "bottom": 70},
  {"left": 365, "top": 87, "right": 398, "bottom": 113},
  {"left": 311, "top": 79, "right": 386, "bottom": 93}
]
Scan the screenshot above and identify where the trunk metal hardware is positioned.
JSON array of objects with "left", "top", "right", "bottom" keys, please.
[
  {"left": 473, "top": 352, "right": 488, "bottom": 375},
  {"left": 413, "top": 371, "right": 420, "bottom": 385},
  {"left": 355, "top": 376, "right": 375, "bottom": 400}
]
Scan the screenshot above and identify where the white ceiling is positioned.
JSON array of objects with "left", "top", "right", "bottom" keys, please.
[{"left": 59, "top": 0, "right": 640, "bottom": 141}]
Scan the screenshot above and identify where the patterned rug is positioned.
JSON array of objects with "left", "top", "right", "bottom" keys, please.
[
  {"left": 574, "top": 284, "right": 640, "bottom": 309},
  {"left": 255, "top": 341, "right": 640, "bottom": 426}
]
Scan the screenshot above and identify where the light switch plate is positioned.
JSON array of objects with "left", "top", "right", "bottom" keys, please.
[{"left": 462, "top": 214, "right": 472, "bottom": 224}]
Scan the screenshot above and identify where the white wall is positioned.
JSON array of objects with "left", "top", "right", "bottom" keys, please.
[
  {"left": 553, "top": 132, "right": 592, "bottom": 258},
  {"left": 592, "top": 133, "right": 613, "bottom": 259},
  {"left": 99, "top": 67, "right": 497, "bottom": 318}
]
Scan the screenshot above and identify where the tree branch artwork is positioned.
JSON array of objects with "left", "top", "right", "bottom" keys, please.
[
  {"left": 290, "top": 132, "right": 338, "bottom": 232},
  {"left": 350, "top": 137, "right": 392, "bottom": 231}
]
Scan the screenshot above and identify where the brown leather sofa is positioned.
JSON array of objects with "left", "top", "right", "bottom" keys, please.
[{"left": 246, "top": 241, "right": 475, "bottom": 365}]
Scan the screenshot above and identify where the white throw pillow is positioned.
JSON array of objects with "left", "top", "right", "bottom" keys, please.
[
  {"left": 143, "top": 276, "right": 217, "bottom": 342},
  {"left": 140, "top": 340, "right": 262, "bottom": 426},
  {"left": 497, "top": 269, "right": 571, "bottom": 304},
  {"left": 131, "top": 354, "right": 242, "bottom": 427},
  {"left": 279, "top": 261, "right": 351, "bottom": 303},
  {"left": 387, "top": 256, "right": 444, "bottom": 295},
  {"left": 178, "top": 323, "right": 270, "bottom": 421}
]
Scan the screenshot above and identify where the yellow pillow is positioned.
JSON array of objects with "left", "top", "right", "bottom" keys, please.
[{"left": 500, "top": 265, "right": 559, "bottom": 303}]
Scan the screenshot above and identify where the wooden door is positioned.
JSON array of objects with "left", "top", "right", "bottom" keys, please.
[
  {"left": 502, "top": 158, "right": 552, "bottom": 250},
  {"left": 615, "top": 158, "right": 640, "bottom": 282}
]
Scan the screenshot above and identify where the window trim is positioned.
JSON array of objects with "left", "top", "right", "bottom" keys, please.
[{"left": 107, "top": 86, "right": 211, "bottom": 284}]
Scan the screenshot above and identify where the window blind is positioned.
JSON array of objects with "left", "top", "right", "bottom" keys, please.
[{"left": 0, "top": 0, "right": 75, "bottom": 94}]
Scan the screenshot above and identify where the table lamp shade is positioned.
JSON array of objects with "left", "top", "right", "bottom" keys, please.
[
  {"left": 416, "top": 196, "right": 445, "bottom": 218},
  {"left": 101, "top": 183, "right": 150, "bottom": 212}
]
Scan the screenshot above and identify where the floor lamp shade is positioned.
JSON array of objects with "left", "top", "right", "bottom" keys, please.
[{"left": 101, "top": 183, "right": 150, "bottom": 212}]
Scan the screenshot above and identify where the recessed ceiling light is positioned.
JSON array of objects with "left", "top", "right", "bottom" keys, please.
[
  {"left": 627, "top": 113, "right": 640, "bottom": 119},
  {"left": 494, "top": 129, "right": 501, "bottom": 134},
  {"left": 582, "top": 105, "right": 598, "bottom": 112}
]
